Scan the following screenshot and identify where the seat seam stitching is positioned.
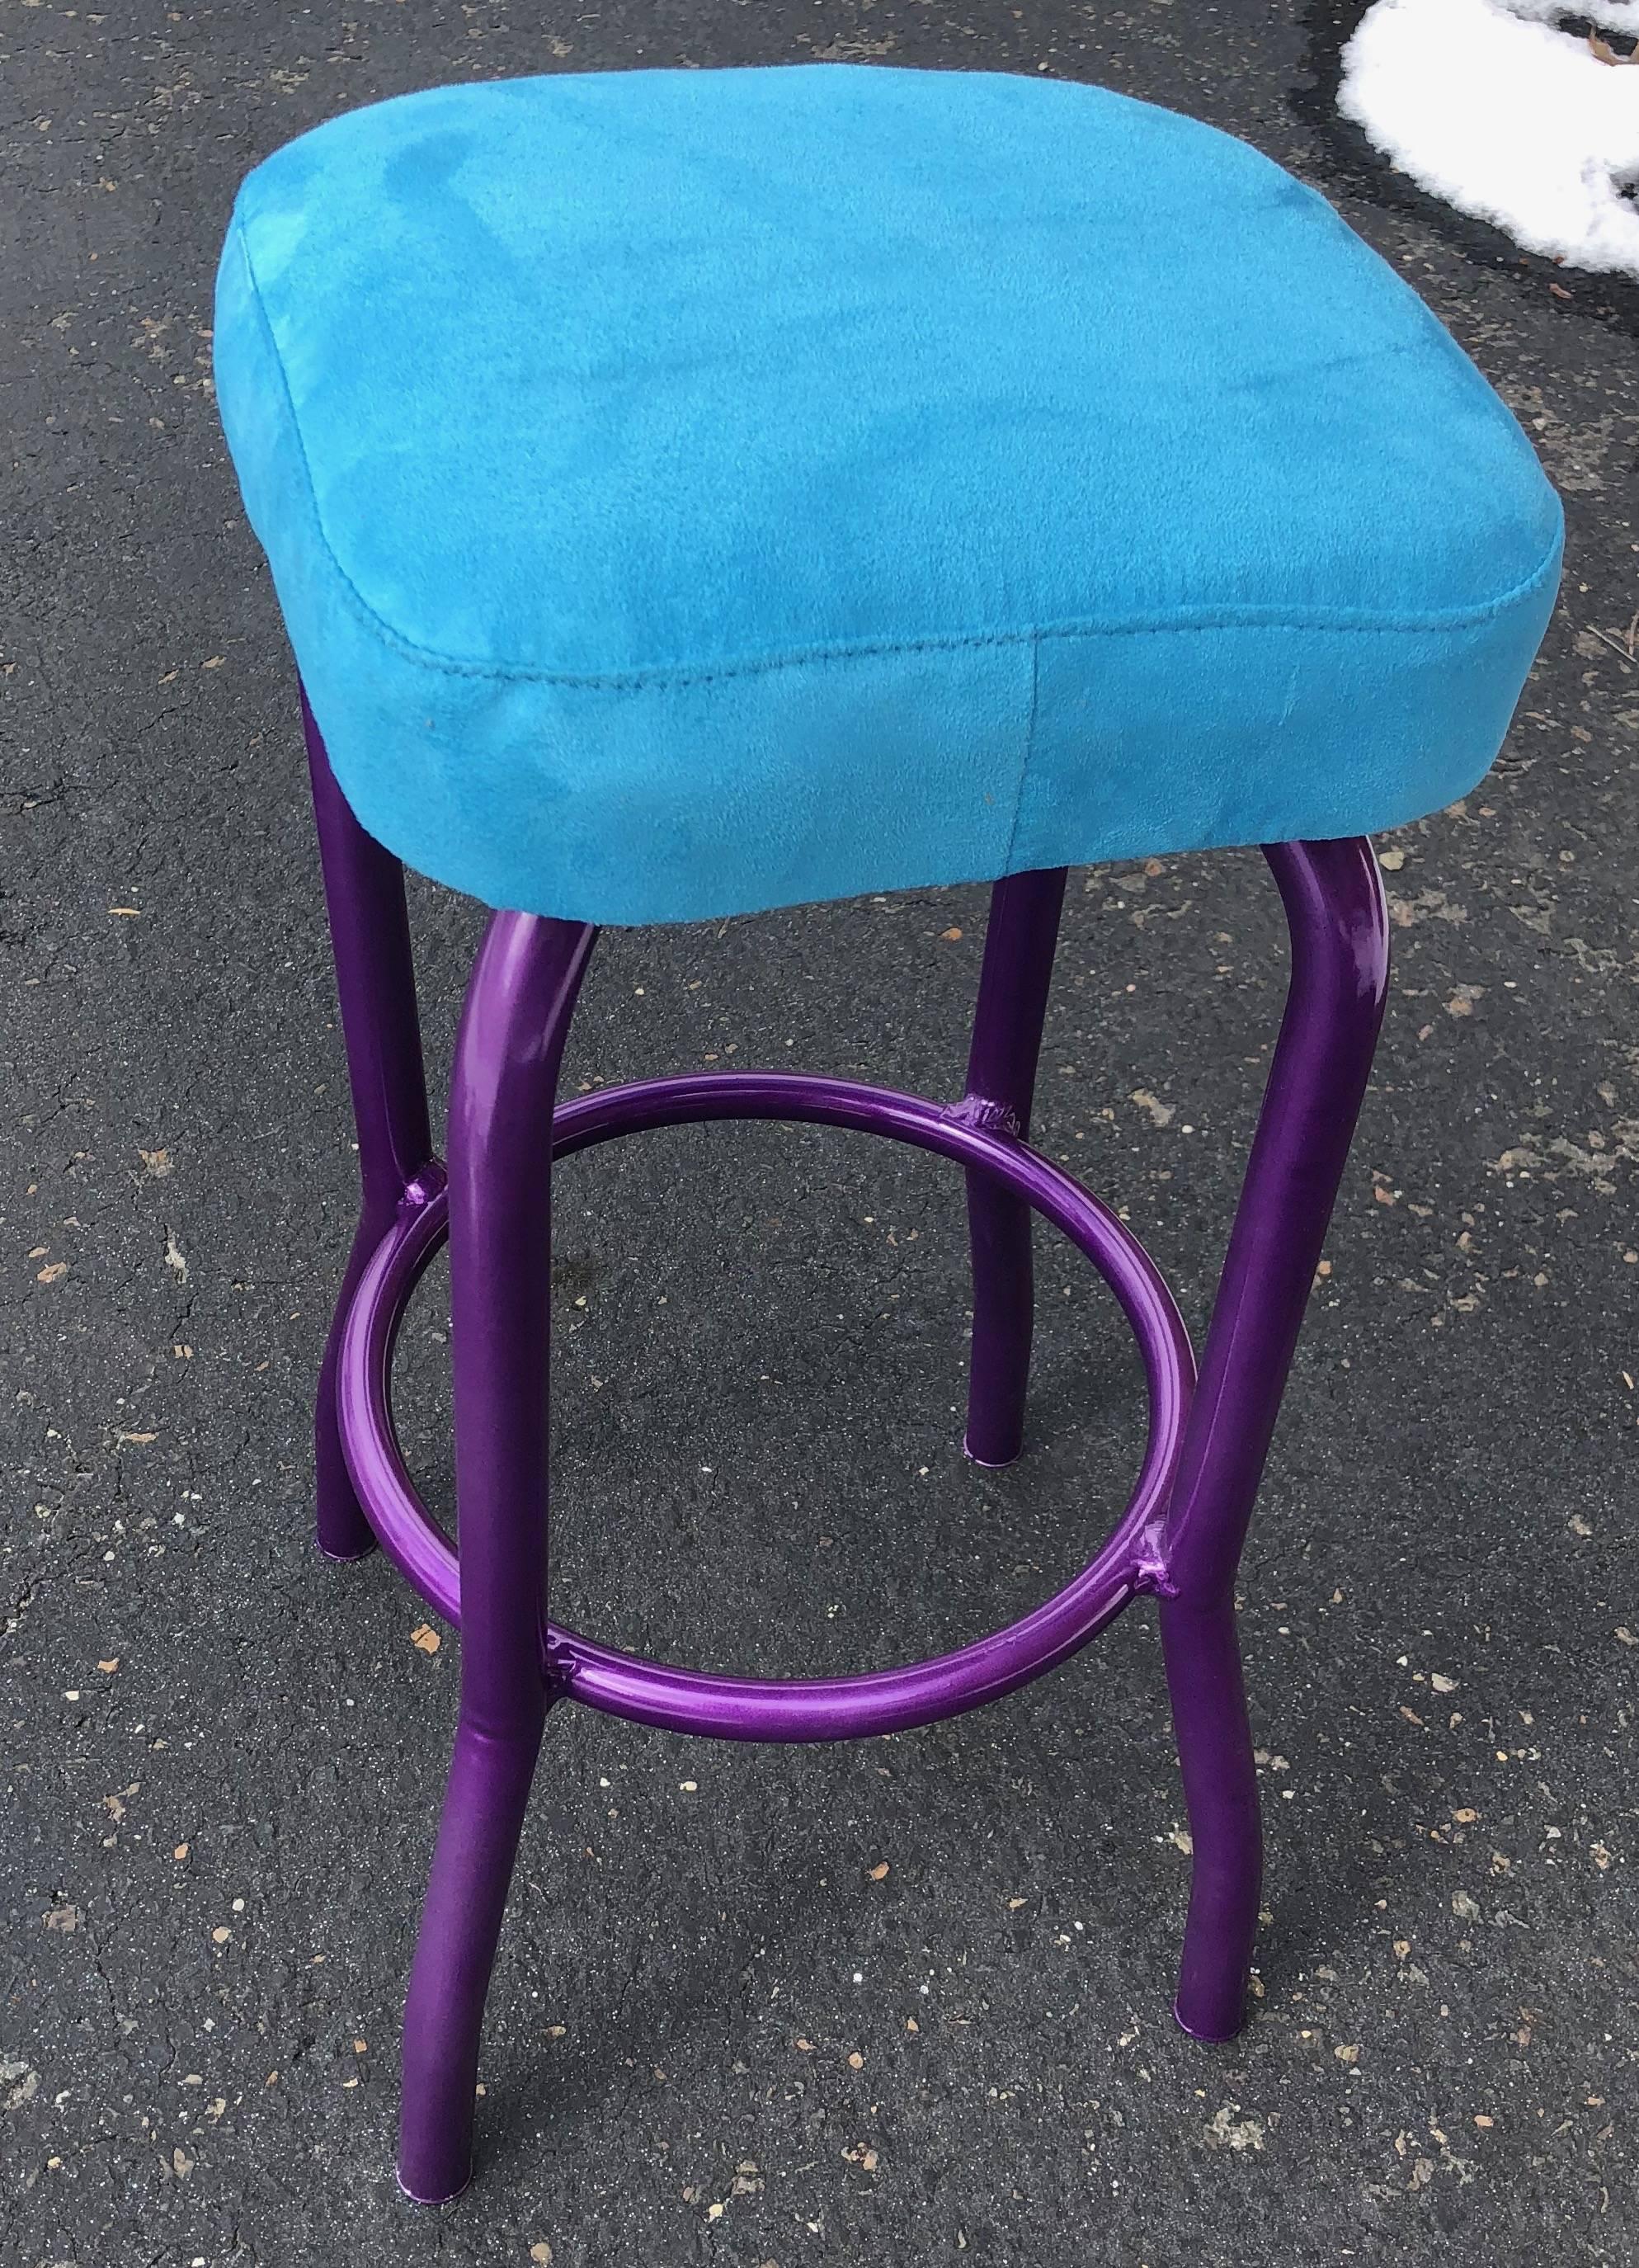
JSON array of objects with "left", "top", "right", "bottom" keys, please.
[
  {"left": 231, "top": 218, "right": 1566, "bottom": 695},
  {"left": 1002, "top": 630, "right": 1039, "bottom": 876}
]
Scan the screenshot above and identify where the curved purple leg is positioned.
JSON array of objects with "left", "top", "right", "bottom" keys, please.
[
  {"left": 398, "top": 910, "right": 596, "bottom": 2205},
  {"left": 304, "top": 692, "right": 433, "bottom": 1562},
  {"left": 960, "top": 868, "right": 1067, "bottom": 1468},
  {"left": 1156, "top": 837, "right": 1388, "bottom": 2041}
]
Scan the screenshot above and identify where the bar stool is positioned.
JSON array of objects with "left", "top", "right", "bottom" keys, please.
[{"left": 213, "top": 64, "right": 1561, "bottom": 2201}]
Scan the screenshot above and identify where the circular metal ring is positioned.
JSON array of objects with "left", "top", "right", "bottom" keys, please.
[{"left": 337, "top": 1072, "right": 1195, "bottom": 1742}]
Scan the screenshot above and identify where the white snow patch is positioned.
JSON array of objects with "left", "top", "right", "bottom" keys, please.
[
  {"left": 1340, "top": 0, "right": 1639, "bottom": 276},
  {"left": 1506, "top": 0, "right": 1639, "bottom": 26}
]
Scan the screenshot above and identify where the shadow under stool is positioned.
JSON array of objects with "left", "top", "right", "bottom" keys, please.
[{"left": 210, "top": 64, "right": 1561, "bottom": 2202}]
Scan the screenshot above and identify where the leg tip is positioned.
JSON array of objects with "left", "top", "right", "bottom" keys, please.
[
  {"left": 397, "top": 2164, "right": 473, "bottom": 2207},
  {"left": 962, "top": 1435, "right": 1021, "bottom": 1471},
  {"left": 318, "top": 1539, "right": 376, "bottom": 1565},
  {"left": 1172, "top": 1993, "right": 1247, "bottom": 2045}
]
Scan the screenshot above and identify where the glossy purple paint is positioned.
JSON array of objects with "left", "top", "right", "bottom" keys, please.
[
  {"left": 302, "top": 689, "right": 432, "bottom": 1564},
  {"left": 337, "top": 1070, "right": 1197, "bottom": 1739},
  {"left": 1157, "top": 837, "right": 1389, "bottom": 2042},
  {"left": 299, "top": 715, "right": 1389, "bottom": 2202},
  {"left": 958, "top": 865, "right": 1069, "bottom": 1469}
]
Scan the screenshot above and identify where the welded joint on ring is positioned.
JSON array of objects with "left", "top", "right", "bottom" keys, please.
[
  {"left": 945, "top": 1093, "right": 1023, "bottom": 1136},
  {"left": 1132, "top": 1554, "right": 1183, "bottom": 1601},
  {"left": 400, "top": 1161, "right": 449, "bottom": 1214},
  {"left": 1130, "top": 1515, "right": 1185, "bottom": 1599},
  {"left": 542, "top": 1631, "right": 579, "bottom": 1690}
]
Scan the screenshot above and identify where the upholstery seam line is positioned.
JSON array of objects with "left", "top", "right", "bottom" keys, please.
[
  {"left": 232, "top": 219, "right": 1566, "bottom": 695},
  {"left": 1002, "top": 630, "right": 1039, "bottom": 877}
]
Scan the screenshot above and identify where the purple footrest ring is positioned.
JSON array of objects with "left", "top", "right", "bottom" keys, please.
[{"left": 336, "top": 1069, "right": 1196, "bottom": 1743}]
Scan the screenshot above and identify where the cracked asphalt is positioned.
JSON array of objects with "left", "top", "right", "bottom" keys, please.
[{"left": 2, "top": 4, "right": 1636, "bottom": 2265}]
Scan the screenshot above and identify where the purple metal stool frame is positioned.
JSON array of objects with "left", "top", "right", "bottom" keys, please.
[{"left": 298, "top": 691, "right": 1390, "bottom": 2203}]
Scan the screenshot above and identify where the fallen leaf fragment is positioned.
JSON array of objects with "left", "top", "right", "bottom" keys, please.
[{"left": 1206, "top": 2105, "right": 1265, "bottom": 2152}]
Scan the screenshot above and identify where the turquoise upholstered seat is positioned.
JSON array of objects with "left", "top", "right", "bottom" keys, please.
[{"left": 214, "top": 66, "right": 1561, "bottom": 926}]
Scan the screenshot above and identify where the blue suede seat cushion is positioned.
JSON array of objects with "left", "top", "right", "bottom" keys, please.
[{"left": 214, "top": 65, "right": 1561, "bottom": 924}]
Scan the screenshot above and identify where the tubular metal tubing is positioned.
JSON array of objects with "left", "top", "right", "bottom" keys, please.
[
  {"left": 338, "top": 1067, "right": 1196, "bottom": 1742},
  {"left": 961, "top": 867, "right": 1069, "bottom": 1467}
]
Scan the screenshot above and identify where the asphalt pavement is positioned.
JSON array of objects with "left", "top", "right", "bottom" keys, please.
[{"left": 2, "top": 4, "right": 1635, "bottom": 2263}]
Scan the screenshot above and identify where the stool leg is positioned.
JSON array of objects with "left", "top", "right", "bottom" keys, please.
[
  {"left": 960, "top": 867, "right": 1067, "bottom": 1467},
  {"left": 1159, "top": 1596, "right": 1261, "bottom": 2041},
  {"left": 1156, "top": 838, "right": 1388, "bottom": 2040},
  {"left": 303, "top": 691, "right": 433, "bottom": 1562},
  {"left": 398, "top": 909, "right": 596, "bottom": 2204}
]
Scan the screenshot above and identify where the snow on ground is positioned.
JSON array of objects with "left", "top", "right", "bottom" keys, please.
[{"left": 1340, "top": 0, "right": 1639, "bottom": 276}]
